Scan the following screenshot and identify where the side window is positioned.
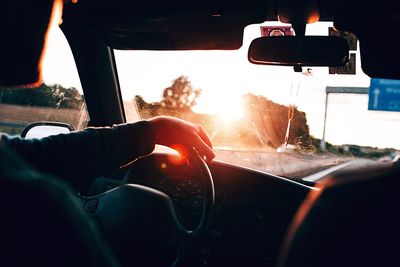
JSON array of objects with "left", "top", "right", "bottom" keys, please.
[{"left": 0, "top": 27, "right": 89, "bottom": 136}]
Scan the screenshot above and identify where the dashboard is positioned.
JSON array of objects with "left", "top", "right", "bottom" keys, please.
[
  {"left": 128, "top": 174, "right": 206, "bottom": 229},
  {"left": 90, "top": 153, "right": 313, "bottom": 267}
]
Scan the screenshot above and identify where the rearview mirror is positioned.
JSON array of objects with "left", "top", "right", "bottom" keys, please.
[
  {"left": 248, "top": 36, "right": 349, "bottom": 67},
  {"left": 21, "top": 122, "right": 74, "bottom": 139}
]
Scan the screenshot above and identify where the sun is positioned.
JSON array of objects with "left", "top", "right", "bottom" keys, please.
[
  {"left": 194, "top": 93, "right": 244, "bottom": 123},
  {"left": 215, "top": 105, "right": 244, "bottom": 123}
]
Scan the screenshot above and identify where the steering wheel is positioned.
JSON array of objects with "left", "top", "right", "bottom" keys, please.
[{"left": 84, "top": 149, "right": 215, "bottom": 267}]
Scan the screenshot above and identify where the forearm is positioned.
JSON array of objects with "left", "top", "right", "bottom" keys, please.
[{"left": 1, "top": 121, "right": 155, "bottom": 191}]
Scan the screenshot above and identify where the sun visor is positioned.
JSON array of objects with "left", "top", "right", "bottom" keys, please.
[
  {"left": 98, "top": 14, "right": 266, "bottom": 50},
  {"left": 338, "top": 19, "right": 400, "bottom": 80},
  {"left": 64, "top": 0, "right": 270, "bottom": 50},
  {"left": 333, "top": 2, "right": 400, "bottom": 79},
  {"left": 358, "top": 22, "right": 400, "bottom": 80}
]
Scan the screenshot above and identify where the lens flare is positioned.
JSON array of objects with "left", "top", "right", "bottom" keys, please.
[
  {"left": 160, "top": 163, "right": 167, "bottom": 169},
  {"left": 167, "top": 144, "right": 189, "bottom": 166}
]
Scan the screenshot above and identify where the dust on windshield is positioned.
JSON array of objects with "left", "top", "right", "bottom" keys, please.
[{"left": 116, "top": 22, "right": 400, "bottom": 179}]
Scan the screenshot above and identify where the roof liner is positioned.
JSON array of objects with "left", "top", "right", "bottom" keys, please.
[{"left": 63, "top": 0, "right": 400, "bottom": 79}]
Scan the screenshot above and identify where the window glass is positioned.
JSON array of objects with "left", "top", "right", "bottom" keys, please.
[{"left": 0, "top": 26, "right": 88, "bottom": 136}]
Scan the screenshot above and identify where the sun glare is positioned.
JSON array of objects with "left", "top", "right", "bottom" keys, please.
[
  {"left": 216, "top": 105, "right": 244, "bottom": 123},
  {"left": 194, "top": 93, "right": 244, "bottom": 123}
]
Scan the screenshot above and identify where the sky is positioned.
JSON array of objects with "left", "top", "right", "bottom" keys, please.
[{"left": 42, "top": 22, "right": 400, "bottom": 149}]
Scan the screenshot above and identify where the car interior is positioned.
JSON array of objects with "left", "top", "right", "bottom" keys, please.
[{"left": 1, "top": 0, "right": 400, "bottom": 266}]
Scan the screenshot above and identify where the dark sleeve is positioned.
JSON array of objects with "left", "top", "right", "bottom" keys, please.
[
  {"left": 1, "top": 121, "right": 155, "bottom": 192},
  {"left": 0, "top": 145, "right": 120, "bottom": 267}
]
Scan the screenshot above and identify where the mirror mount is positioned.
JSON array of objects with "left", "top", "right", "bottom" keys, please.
[
  {"left": 292, "top": 23, "right": 306, "bottom": 36},
  {"left": 291, "top": 23, "right": 306, "bottom": 73}
]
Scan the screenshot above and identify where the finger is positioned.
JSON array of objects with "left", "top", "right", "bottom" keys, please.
[
  {"left": 190, "top": 134, "right": 215, "bottom": 163},
  {"left": 196, "top": 125, "right": 213, "bottom": 148}
]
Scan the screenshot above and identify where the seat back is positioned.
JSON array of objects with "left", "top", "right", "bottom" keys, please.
[{"left": 278, "top": 163, "right": 400, "bottom": 267}]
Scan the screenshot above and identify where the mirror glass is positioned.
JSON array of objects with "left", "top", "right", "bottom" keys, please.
[
  {"left": 248, "top": 36, "right": 349, "bottom": 67},
  {"left": 23, "top": 124, "right": 72, "bottom": 139}
]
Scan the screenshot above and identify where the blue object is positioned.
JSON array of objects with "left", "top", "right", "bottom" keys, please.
[{"left": 368, "top": 78, "right": 400, "bottom": 112}]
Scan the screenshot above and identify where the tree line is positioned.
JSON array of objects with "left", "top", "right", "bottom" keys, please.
[
  {"left": 134, "top": 75, "right": 314, "bottom": 151},
  {"left": 0, "top": 83, "right": 84, "bottom": 109}
]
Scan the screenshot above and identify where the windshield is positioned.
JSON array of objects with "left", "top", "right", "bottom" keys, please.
[{"left": 116, "top": 22, "right": 400, "bottom": 179}]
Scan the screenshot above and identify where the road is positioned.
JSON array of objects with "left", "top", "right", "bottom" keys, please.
[
  {"left": 215, "top": 149, "right": 351, "bottom": 179},
  {"left": 0, "top": 104, "right": 88, "bottom": 133}
]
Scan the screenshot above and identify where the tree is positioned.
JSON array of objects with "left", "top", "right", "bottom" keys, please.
[
  {"left": 0, "top": 83, "right": 84, "bottom": 109},
  {"left": 161, "top": 76, "right": 201, "bottom": 110},
  {"left": 241, "top": 93, "right": 312, "bottom": 148}
]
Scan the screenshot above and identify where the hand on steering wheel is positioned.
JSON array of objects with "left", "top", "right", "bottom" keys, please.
[{"left": 148, "top": 116, "right": 215, "bottom": 164}]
